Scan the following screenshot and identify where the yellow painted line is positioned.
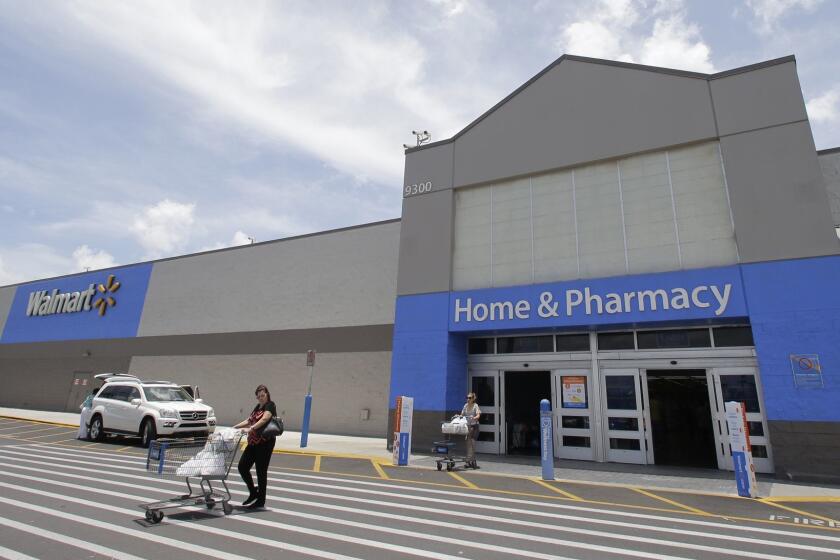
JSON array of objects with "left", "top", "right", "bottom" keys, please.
[
  {"left": 759, "top": 498, "right": 838, "bottom": 524},
  {"left": 12, "top": 426, "right": 70, "bottom": 436},
  {"left": 448, "top": 471, "right": 479, "bottom": 489},
  {"left": 764, "top": 496, "right": 840, "bottom": 504},
  {"left": 371, "top": 460, "right": 390, "bottom": 480},
  {"left": 14, "top": 431, "right": 74, "bottom": 440},
  {"left": 115, "top": 445, "right": 136, "bottom": 453},
  {"left": 532, "top": 479, "right": 584, "bottom": 501},
  {"left": 632, "top": 487, "right": 711, "bottom": 516},
  {"left": 0, "top": 424, "right": 36, "bottom": 432},
  {"left": 0, "top": 416, "right": 77, "bottom": 429},
  {"left": 271, "top": 448, "right": 390, "bottom": 462},
  {"left": 313, "top": 455, "right": 322, "bottom": 472}
]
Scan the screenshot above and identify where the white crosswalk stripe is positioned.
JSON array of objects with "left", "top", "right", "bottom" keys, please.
[
  {"left": 0, "top": 442, "right": 837, "bottom": 560},
  {"left": 0, "top": 543, "right": 41, "bottom": 560},
  {"left": 9, "top": 444, "right": 840, "bottom": 546},
  {"left": 0, "top": 516, "right": 148, "bottom": 560}
]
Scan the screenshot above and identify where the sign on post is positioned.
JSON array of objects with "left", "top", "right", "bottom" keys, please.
[
  {"left": 300, "top": 349, "right": 317, "bottom": 448},
  {"left": 539, "top": 399, "right": 554, "bottom": 480},
  {"left": 392, "top": 396, "right": 414, "bottom": 466},
  {"left": 725, "top": 401, "right": 757, "bottom": 498}
]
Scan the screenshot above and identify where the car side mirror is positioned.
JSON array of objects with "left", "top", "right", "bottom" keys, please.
[
  {"left": 194, "top": 398, "right": 203, "bottom": 403},
  {"left": 131, "top": 398, "right": 141, "bottom": 406}
]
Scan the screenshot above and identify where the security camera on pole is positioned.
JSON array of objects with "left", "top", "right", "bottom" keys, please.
[{"left": 300, "top": 349, "right": 316, "bottom": 448}]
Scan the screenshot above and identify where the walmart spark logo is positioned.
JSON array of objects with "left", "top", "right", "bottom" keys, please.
[
  {"left": 25, "top": 273, "right": 123, "bottom": 318},
  {"left": 93, "top": 274, "right": 121, "bottom": 316}
]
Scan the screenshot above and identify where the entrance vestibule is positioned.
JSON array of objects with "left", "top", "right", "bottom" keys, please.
[
  {"left": 468, "top": 362, "right": 773, "bottom": 473},
  {"left": 646, "top": 369, "right": 717, "bottom": 469},
  {"left": 503, "top": 371, "right": 551, "bottom": 456}
]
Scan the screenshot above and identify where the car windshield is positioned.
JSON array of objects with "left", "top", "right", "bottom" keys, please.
[{"left": 143, "top": 386, "right": 193, "bottom": 402}]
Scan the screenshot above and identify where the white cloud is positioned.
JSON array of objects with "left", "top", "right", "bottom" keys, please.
[
  {"left": 0, "top": 256, "right": 15, "bottom": 286},
  {"left": 639, "top": 16, "right": 714, "bottom": 73},
  {"left": 131, "top": 199, "right": 196, "bottom": 259},
  {"left": 556, "top": 0, "right": 715, "bottom": 73},
  {"left": 231, "top": 231, "right": 253, "bottom": 246},
  {"left": 47, "top": 2, "right": 474, "bottom": 185},
  {"left": 745, "top": 0, "right": 824, "bottom": 33},
  {"left": 806, "top": 88, "right": 840, "bottom": 123},
  {"left": 0, "top": 243, "right": 75, "bottom": 286},
  {"left": 563, "top": 21, "right": 634, "bottom": 62},
  {"left": 198, "top": 230, "right": 254, "bottom": 253},
  {"left": 72, "top": 245, "right": 117, "bottom": 272}
]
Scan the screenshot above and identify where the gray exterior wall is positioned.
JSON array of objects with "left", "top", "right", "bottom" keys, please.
[
  {"left": 720, "top": 121, "right": 838, "bottom": 262},
  {"left": 711, "top": 61, "right": 838, "bottom": 262},
  {"left": 0, "top": 286, "right": 14, "bottom": 339},
  {"left": 769, "top": 420, "right": 840, "bottom": 484},
  {"left": 403, "top": 142, "right": 454, "bottom": 195},
  {"left": 710, "top": 61, "right": 808, "bottom": 137},
  {"left": 398, "top": 55, "right": 839, "bottom": 297},
  {"left": 451, "top": 59, "right": 717, "bottom": 189},
  {"left": 138, "top": 220, "right": 400, "bottom": 336},
  {"left": 819, "top": 149, "right": 840, "bottom": 226},
  {"left": 0, "top": 354, "right": 132, "bottom": 411},
  {"left": 396, "top": 190, "right": 454, "bottom": 295},
  {"left": 129, "top": 352, "right": 391, "bottom": 437}
]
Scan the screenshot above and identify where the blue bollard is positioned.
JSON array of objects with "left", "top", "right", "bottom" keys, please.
[
  {"left": 300, "top": 393, "right": 312, "bottom": 448},
  {"left": 539, "top": 399, "right": 554, "bottom": 481}
]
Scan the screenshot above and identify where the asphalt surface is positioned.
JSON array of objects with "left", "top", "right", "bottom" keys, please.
[{"left": 0, "top": 417, "right": 839, "bottom": 560}]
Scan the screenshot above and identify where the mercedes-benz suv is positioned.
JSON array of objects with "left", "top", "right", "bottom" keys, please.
[{"left": 88, "top": 374, "right": 216, "bottom": 447}]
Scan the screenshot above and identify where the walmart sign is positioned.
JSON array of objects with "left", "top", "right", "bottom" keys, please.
[
  {"left": 449, "top": 265, "right": 747, "bottom": 331},
  {"left": 1, "top": 264, "right": 152, "bottom": 343}
]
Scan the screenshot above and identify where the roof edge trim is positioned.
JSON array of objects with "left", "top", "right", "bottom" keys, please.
[
  {"left": 0, "top": 217, "right": 402, "bottom": 290},
  {"left": 405, "top": 54, "right": 797, "bottom": 154}
]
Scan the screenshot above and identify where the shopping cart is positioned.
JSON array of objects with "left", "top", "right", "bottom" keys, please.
[
  {"left": 433, "top": 415, "right": 474, "bottom": 471},
  {"left": 140, "top": 432, "right": 243, "bottom": 523}
]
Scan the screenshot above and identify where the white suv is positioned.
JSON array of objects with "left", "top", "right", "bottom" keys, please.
[{"left": 88, "top": 374, "right": 216, "bottom": 447}]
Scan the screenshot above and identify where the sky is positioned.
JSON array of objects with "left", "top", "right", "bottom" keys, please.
[{"left": 1, "top": 0, "right": 839, "bottom": 286}]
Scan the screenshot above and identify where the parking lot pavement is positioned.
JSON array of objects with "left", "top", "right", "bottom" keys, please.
[
  {"left": 2, "top": 415, "right": 837, "bottom": 531},
  {"left": 1, "top": 416, "right": 839, "bottom": 560}
]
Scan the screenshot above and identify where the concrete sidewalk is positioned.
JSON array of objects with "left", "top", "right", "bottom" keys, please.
[{"left": 3, "top": 406, "right": 839, "bottom": 499}]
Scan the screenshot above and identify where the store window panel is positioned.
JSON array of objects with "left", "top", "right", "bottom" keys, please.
[
  {"left": 491, "top": 178, "right": 532, "bottom": 287},
  {"left": 620, "top": 152, "right": 680, "bottom": 274},
  {"left": 576, "top": 162, "right": 626, "bottom": 278},
  {"left": 532, "top": 170, "right": 577, "bottom": 283},
  {"left": 453, "top": 186, "right": 492, "bottom": 289}
]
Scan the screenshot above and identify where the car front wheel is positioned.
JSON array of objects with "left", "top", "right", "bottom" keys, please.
[
  {"left": 140, "top": 418, "right": 157, "bottom": 448},
  {"left": 89, "top": 415, "right": 105, "bottom": 442}
]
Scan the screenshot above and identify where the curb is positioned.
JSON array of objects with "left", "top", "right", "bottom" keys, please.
[{"left": 0, "top": 415, "right": 78, "bottom": 430}]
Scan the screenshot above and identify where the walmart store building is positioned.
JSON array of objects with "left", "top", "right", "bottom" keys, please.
[{"left": 3, "top": 55, "right": 840, "bottom": 482}]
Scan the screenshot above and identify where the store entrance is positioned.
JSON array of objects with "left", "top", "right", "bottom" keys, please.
[
  {"left": 646, "top": 370, "right": 717, "bottom": 468},
  {"left": 504, "top": 371, "right": 551, "bottom": 456}
]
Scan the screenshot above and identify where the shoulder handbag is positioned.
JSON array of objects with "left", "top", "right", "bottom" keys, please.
[{"left": 260, "top": 417, "right": 284, "bottom": 438}]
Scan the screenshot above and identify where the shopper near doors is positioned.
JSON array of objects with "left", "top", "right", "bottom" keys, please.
[
  {"left": 461, "top": 392, "right": 481, "bottom": 468},
  {"left": 233, "top": 384, "right": 277, "bottom": 508}
]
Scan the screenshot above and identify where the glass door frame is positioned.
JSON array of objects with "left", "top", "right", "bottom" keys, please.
[
  {"left": 469, "top": 370, "right": 501, "bottom": 454},
  {"left": 709, "top": 367, "right": 774, "bottom": 474},
  {"left": 600, "top": 368, "right": 652, "bottom": 465},
  {"left": 552, "top": 369, "right": 595, "bottom": 461}
]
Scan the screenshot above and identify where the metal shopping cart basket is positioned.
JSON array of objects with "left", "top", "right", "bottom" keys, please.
[
  {"left": 140, "top": 432, "right": 243, "bottom": 523},
  {"left": 433, "top": 416, "right": 473, "bottom": 471}
]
